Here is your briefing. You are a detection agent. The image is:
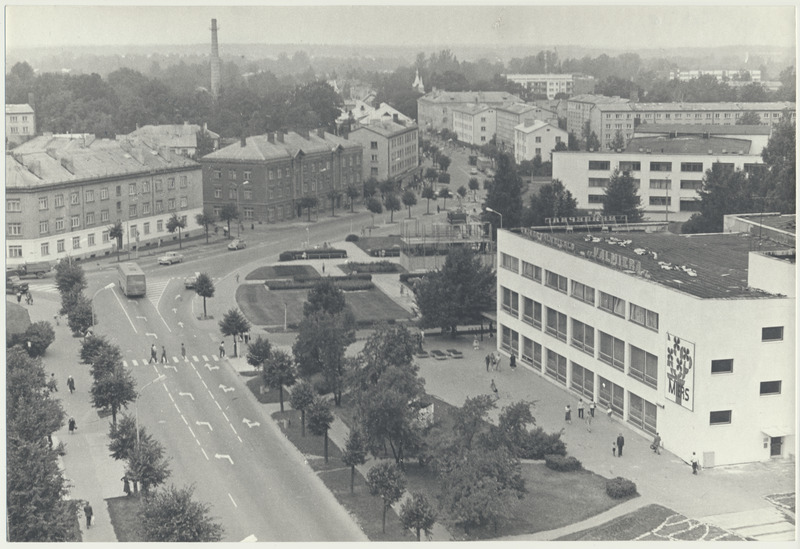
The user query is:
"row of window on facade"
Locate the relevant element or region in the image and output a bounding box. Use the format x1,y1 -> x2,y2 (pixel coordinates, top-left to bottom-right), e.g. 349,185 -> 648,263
602,111 -> 786,120
8,115 -> 30,122
8,126 -> 30,133
212,157 -> 361,182
587,160 -> 764,173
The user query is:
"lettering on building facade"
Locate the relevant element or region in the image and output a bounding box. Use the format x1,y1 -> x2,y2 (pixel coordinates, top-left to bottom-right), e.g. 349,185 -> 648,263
666,333 -> 694,411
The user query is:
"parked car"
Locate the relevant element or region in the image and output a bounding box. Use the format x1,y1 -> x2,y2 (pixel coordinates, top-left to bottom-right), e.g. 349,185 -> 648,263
184,272 -> 200,289
6,274 -> 29,295
227,239 -> 247,250
470,167 -> 478,175
158,251 -> 184,265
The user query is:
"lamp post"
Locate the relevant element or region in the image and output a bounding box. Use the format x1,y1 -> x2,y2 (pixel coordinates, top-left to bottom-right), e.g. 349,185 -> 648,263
91,283 -> 116,326
234,181 -> 250,238
485,207 -> 503,229
135,374 -> 166,451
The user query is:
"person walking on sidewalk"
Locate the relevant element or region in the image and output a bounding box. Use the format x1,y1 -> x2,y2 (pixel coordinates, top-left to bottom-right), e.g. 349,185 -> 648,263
589,400 -> 596,417
149,343 -> 158,364
565,404 -> 572,424
160,345 -> 167,364
651,433 -> 662,455
122,475 -> 131,496
490,378 -> 498,397
485,354 -> 491,372
83,502 -> 93,529
67,375 -> 75,394
509,353 -> 517,370
616,433 -> 625,457
48,373 -> 58,392
577,398 -> 585,419
218,341 -> 226,358
612,441 -> 617,457
585,412 -> 593,432
691,452 -> 700,475
68,417 -> 77,434
235,272 -> 240,284
181,342 -> 186,361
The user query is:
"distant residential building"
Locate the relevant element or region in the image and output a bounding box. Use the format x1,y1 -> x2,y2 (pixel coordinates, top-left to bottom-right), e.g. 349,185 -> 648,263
126,123 -> 219,159
417,90 -> 522,133
552,133 -> 765,222
452,104 -> 497,146
348,118 -> 419,184
6,103 -> 36,147
199,130 -> 362,224
6,133 -> 201,265
503,73 -> 596,100
566,94 -> 630,144
514,120 -> 568,164
669,69 -> 762,82
355,102 -> 414,127
495,103 -> 558,151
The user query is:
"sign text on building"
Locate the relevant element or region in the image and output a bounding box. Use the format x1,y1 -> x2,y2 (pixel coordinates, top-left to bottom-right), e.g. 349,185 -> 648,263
590,247 -> 643,273
666,333 -> 695,411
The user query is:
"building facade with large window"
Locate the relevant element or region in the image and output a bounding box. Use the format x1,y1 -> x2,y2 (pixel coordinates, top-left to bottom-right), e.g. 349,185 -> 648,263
348,119 -> 419,184
417,90 -> 522,133
199,130 -> 363,224
6,134 -> 202,265
496,219 -> 795,467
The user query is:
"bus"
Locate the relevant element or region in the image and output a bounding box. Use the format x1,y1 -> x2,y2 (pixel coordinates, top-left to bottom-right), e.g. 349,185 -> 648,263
117,262 -> 146,297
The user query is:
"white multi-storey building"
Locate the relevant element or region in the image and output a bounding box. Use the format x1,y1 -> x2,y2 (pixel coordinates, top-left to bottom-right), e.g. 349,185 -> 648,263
451,104 -> 497,146
513,120 -> 568,163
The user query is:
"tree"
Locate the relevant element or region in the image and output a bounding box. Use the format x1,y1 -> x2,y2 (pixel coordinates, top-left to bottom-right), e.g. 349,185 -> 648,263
737,111 -> 761,125
421,186 -> 436,215
567,131 -> 580,151
452,395 -> 496,450
126,436 -> 171,495
327,189 -> 341,216
289,380 -> 316,437
367,462 -> 406,534
495,400 -> 538,457
303,278 -> 347,317
90,363 -> 137,426
683,164 -> 761,234
246,335 -> 272,370
586,130 -> 601,152
413,247 -> 495,336
54,257 -> 87,295
66,293 -> 93,336
307,398 -> 334,463
367,196 -> 383,227
80,334 -> 114,365
342,429 -> 368,494
166,213 -> 187,249
400,492 -> 437,541
19,321 -> 56,357
379,179 -> 398,198
424,167 -> 438,184
109,414 -> 151,462
482,152 -> 523,230
761,119 -> 795,214
194,273 -> 215,319
438,188 -> 451,210
363,177 -> 379,199
384,193 -> 401,223
297,196 -> 318,222
346,184 -> 360,212
468,177 -> 480,201
610,130 -> 626,151
437,154 -> 451,173
525,179 -> 578,226
456,185 -> 467,206
195,209 -> 216,244
402,190 -> 417,218
604,169 -> 644,222
108,220 -> 124,259
356,323 -> 420,387
263,350 -> 296,412
218,202 -> 238,239
139,484 -> 224,542
218,309 -> 251,358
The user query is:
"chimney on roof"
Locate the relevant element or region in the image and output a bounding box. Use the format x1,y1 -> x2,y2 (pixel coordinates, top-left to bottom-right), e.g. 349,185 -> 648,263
60,156 -> 75,174
277,131 -> 284,143
317,128 -> 326,139
392,113 -> 399,123
267,132 -> 275,144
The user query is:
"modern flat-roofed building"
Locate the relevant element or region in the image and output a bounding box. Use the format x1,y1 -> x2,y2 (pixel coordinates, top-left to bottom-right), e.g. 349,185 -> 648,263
495,103 -> 558,152
6,133 -> 202,265
513,120 -> 568,163
669,69 -> 762,82
451,104 -> 496,146
417,90 -> 521,133
6,103 -> 36,147
126,123 -> 219,159
551,133 -> 765,222
632,124 -> 773,155
348,118 -> 419,184
199,129 -> 363,224
503,73 -> 596,100
496,216 -> 795,467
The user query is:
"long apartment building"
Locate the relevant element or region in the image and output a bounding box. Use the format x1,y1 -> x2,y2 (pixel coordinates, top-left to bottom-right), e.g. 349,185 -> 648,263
6,133 -> 202,265
199,130 -> 363,224
669,69 -> 762,82
417,90 -> 522,133
348,117 -> 420,184
496,217 -> 795,467
503,73 -> 596,100
451,104 -> 497,146
552,131 -> 765,222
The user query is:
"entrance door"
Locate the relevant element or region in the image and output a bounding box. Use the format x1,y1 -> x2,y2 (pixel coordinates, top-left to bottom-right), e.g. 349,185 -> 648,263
770,437 -> 783,457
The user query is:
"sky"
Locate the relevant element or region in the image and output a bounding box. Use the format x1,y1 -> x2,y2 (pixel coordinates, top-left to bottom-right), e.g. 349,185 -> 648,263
4,2 -> 797,51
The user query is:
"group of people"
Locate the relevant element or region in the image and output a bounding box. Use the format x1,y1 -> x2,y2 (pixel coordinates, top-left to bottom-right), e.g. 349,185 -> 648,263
15,289 -> 33,305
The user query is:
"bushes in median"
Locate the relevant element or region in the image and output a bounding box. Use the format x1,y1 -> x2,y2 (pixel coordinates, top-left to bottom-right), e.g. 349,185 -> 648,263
605,477 -> 638,499
341,261 -> 401,274
279,249 -> 348,261
345,234 -> 359,242
266,279 -> 374,291
544,454 -> 583,472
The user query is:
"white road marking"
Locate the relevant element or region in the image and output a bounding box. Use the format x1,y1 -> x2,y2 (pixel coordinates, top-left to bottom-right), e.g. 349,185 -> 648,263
181,414 -> 188,425
173,403 -> 181,414
136,316 -> 147,321
179,392 -> 194,401
219,384 -> 234,393
201,448 -> 209,460
228,493 -> 238,508
196,421 -> 213,431
242,418 -> 261,428
205,363 -> 219,371
237,435 -> 243,443
202,380 -> 209,389
192,355 -> 199,362
202,355 -> 208,361
123,361 -> 129,368
177,321 -> 184,328
188,426 -> 196,438
173,357 -> 179,363
164,364 -> 177,371
215,401 -> 222,410
131,360 -> 139,367
215,454 -> 234,465
222,411 -> 229,422
112,290 -> 139,334
212,355 -> 219,361
230,424 -> 238,436
145,332 -> 158,339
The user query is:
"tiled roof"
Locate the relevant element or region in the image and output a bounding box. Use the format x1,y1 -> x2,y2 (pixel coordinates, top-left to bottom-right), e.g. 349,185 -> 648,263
127,124 -> 220,149
201,131 -> 360,163
514,120 -> 557,134
451,103 -> 494,115
633,124 -> 773,136
496,103 -> 538,115
351,119 -> 416,138
6,104 -> 34,114
420,90 -> 522,104
624,135 -> 755,155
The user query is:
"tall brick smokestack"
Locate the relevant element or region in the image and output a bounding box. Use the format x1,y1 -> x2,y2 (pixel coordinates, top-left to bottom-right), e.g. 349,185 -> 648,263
210,19 -> 221,99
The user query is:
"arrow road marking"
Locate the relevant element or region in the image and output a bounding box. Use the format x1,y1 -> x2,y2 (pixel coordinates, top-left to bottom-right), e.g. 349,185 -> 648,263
172,308 -> 178,314
219,384 -> 235,393
164,364 -> 177,372
242,418 -> 260,428
179,392 -> 194,401
196,421 -> 213,431
146,332 -> 158,339
215,454 -> 234,465
177,321 -> 184,328
136,315 -> 148,321
205,363 -> 218,371
175,294 -> 182,300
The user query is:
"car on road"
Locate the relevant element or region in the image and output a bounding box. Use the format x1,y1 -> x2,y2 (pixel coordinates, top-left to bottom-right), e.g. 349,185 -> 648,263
470,167 -> 478,175
6,274 -> 29,295
158,251 -> 184,265
184,272 -> 200,289
227,239 -> 247,250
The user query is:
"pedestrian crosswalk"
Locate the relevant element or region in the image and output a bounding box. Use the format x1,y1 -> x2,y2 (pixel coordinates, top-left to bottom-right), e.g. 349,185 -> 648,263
27,282 -> 59,293
124,353 -> 223,369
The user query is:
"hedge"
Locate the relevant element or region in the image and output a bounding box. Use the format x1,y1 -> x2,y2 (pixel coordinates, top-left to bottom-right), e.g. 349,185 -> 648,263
345,234 -> 359,242
366,248 -> 401,258
279,249 -> 348,261
294,274 -> 372,282
606,477 -> 638,499
399,273 -> 429,284
544,454 -> 583,472
519,427 -> 567,460
341,261 -> 400,274
265,279 -> 375,291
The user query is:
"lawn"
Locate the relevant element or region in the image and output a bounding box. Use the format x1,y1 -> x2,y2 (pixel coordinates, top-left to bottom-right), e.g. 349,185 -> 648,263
353,236 -> 404,255
244,374 -> 287,405
245,265 -> 319,281
106,495 -> 143,541
236,285 -> 412,328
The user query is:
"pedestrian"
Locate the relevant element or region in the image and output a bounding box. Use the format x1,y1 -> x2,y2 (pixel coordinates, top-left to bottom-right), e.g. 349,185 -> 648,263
490,353 -> 497,371
490,378 -> 498,396
488,320 -> 494,337
244,332 -> 250,345
83,502 -> 93,529
160,345 -> 167,364
68,417 -> 77,434
509,353 -> 517,370
494,353 -> 502,371
48,373 -> 58,392
473,336 -> 480,350
322,262 -> 325,274
651,433 -> 662,455
589,400 -> 596,417
578,398 -> 585,419
26,291 -> 33,305
585,413 -> 593,432
235,272 -> 240,284
565,404 -> 572,424
218,341 -> 225,358
67,375 -> 75,394
181,342 -> 186,361
612,441 -> 617,457
419,331 -> 425,349
149,343 -> 158,364
16,291 -> 22,303
54,314 -> 60,325
485,354 -> 491,372
606,405 -> 613,419
437,205 -> 440,214
122,475 -> 131,496
691,452 -> 699,475
616,433 -> 625,457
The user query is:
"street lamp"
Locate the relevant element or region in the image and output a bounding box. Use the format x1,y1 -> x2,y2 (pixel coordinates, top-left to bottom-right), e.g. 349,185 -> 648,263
234,180 -> 250,238
135,374 -> 166,451
485,207 -> 503,229
91,283 -> 116,326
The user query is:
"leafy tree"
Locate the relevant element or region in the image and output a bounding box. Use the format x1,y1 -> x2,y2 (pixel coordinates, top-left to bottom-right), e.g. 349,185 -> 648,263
452,395 -> 496,450
736,111 -> 761,125
19,321 -> 56,357
87,342 -> 124,381
494,401 -> 537,458
108,220 -> 124,259
194,273 -> 215,319
379,179 -> 398,198
109,414 -> 151,462
413,247 -> 495,336
761,119 -> 796,214
218,309 -> 251,358
604,169 -> 644,222
126,436 -> 171,495
246,335 -> 272,370
424,167 -> 438,184
80,334 -> 113,365
610,130 -> 626,150
303,278 -> 347,317
342,429 -> 368,494
166,213 -> 187,249
139,484 -> 224,542
366,196 -> 383,227
356,323 -> 419,388
367,462 -> 407,533
67,293 -> 93,336
400,492 -> 437,541
307,398 -> 334,463
437,172 -> 451,185
346,184 -> 361,212
7,347 -> 65,447
402,190 -> 417,218
218,202 -> 238,239
297,196 -> 318,222
421,186 -> 436,214
263,350 -> 296,412
327,189 -> 341,216
363,177 -> 379,199
567,131 -> 580,151
468,177 -> 480,200
586,130 -> 601,151
438,188 -> 451,210
289,380 -> 316,437
90,362 -> 137,425
456,185 -> 467,206
195,209 -> 216,244
554,140 -> 568,152
683,164 -> 762,233
482,152 -> 523,229
525,179 -> 578,226
437,154 -> 451,172
54,257 -> 87,295
384,193 -> 401,223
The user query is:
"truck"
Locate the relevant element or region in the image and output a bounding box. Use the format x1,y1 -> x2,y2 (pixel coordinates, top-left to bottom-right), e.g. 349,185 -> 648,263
117,262 -> 146,297
8,261 -> 51,279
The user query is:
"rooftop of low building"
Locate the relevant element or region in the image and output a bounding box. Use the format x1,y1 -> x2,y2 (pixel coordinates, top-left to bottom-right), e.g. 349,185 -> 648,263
634,124 -> 773,136
514,119 -> 561,133
6,103 -> 34,114
419,90 -> 521,104
624,135 -> 756,155
200,130 -> 361,163
126,123 -> 220,148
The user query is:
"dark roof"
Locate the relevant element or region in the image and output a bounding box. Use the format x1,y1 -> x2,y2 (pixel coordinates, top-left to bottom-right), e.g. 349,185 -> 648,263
201,131 -> 359,163
634,124 -> 772,136
624,135 -> 754,155
518,229 -> 789,299
6,301 -> 32,335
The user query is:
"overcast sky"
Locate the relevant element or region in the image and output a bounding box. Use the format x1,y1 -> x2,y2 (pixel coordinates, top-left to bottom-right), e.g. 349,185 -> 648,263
5,2 -> 797,51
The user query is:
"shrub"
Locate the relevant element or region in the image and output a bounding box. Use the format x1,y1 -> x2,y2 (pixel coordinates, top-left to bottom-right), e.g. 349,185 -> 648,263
606,477 -> 638,499
278,249 -> 348,262
265,279 -> 374,291
294,274 -> 372,282
519,427 -> 567,460
312,377 -> 332,396
437,173 -> 451,184
345,234 -> 360,242
341,261 -> 400,274
399,272 -> 428,284
544,454 -> 583,472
